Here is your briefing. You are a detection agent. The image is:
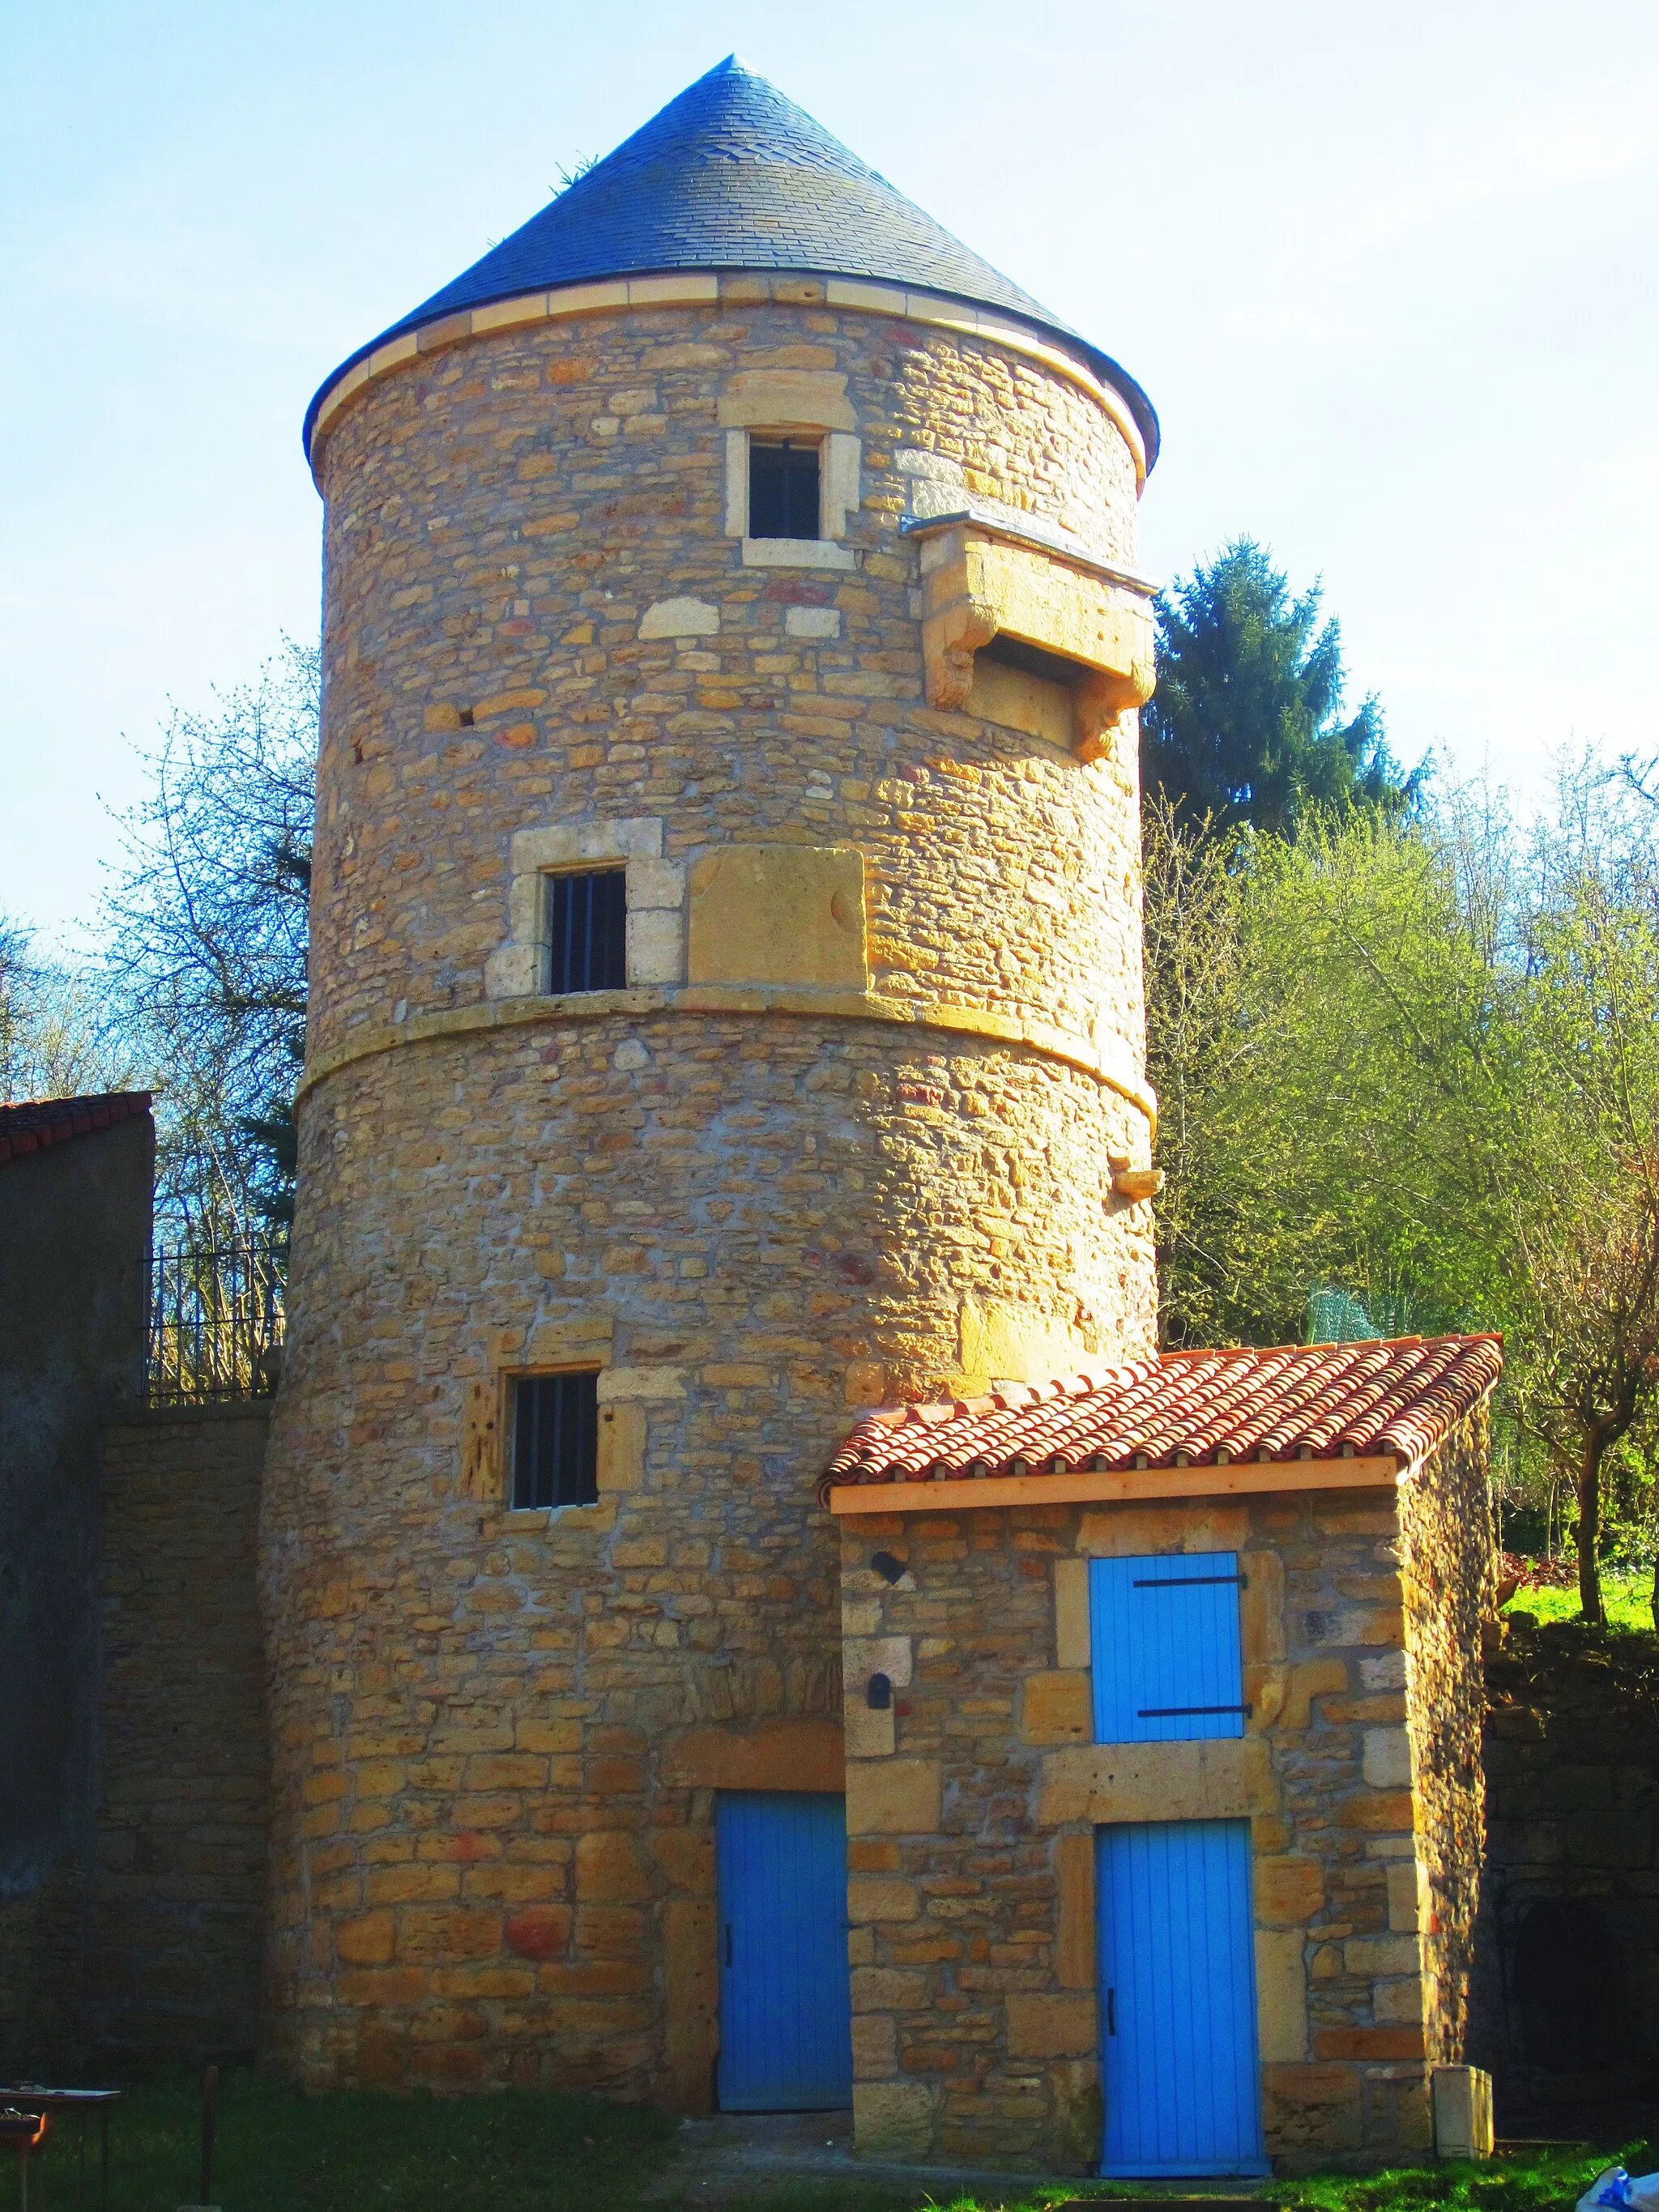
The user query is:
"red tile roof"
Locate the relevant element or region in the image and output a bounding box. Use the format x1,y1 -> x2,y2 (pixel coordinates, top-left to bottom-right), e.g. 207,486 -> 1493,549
824,1335 -> 1503,1494
0,1090 -> 152,1166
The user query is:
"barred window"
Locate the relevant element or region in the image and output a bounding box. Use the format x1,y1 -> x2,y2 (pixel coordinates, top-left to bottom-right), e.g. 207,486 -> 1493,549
510,1372 -> 599,1510
748,437 -> 821,539
545,868 -> 626,994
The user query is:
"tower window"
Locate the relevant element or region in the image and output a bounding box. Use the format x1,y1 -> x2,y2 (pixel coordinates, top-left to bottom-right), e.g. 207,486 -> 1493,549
511,1371 -> 599,1510
748,438 -> 821,540
545,868 -> 626,993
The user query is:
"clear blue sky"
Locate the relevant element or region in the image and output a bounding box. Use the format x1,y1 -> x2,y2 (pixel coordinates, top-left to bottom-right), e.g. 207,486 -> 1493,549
4,0 -> 1656,950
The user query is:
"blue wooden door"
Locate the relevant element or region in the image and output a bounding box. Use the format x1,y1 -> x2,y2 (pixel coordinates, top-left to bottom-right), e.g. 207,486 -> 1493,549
1097,1820 -> 1266,2176
716,1792 -> 853,2112
1090,1553 -> 1247,1742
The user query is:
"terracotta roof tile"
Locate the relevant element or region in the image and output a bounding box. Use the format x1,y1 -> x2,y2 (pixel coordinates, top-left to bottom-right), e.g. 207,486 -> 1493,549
824,1335 -> 1503,1493
0,1090 -> 152,1167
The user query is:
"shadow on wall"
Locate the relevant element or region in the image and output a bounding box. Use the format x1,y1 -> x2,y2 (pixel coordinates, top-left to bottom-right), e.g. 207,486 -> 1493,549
1473,1621 -> 1659,2133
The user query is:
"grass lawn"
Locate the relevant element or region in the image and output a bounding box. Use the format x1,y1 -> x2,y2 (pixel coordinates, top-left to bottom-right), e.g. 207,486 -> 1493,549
1503,1565 -> 1654,1633
22,2073 -> 1649,2212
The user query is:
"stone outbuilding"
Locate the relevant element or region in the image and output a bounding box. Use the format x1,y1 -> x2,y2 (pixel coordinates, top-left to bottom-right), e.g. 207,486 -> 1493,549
246,50 -> 1508,2178
825,1336 -> 1503,2172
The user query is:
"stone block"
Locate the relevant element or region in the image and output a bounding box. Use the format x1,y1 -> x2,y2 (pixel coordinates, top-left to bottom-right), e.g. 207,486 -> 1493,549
853,2080 -> 933,2156
625,907 -> 684,987
847,1758 -> 941,1835
1363,1726 -> 1414,1788
335,1912 -> 395,1967
958,1295 -> 1086,1388
627,858 -> 685,911
1255,1856 -> 1324,1927
1313,2024 -> 1426,2059
1054,1557 -> 1090,1669
595,1365 -> 684,1403
1344,1933 -> 1422,1977
1432,2065 -> 1494,2159
851,2012 -> 898,2078
1005,1992 -> 1097,2058
638,597 -> 719,639
844,1634 -> 913,1690
1056,1830 -> 1095,1990
1038,1737 -> 1271,1826
1077,1502 -> 1250,1557
1387,1859 -> 1427,1932
595,1400 -> 646,1494
1254,1929 -> 1307,2061
843,1699 -> 895,1758
847,1876 -> 919,1923
661,1720 -> 845,1793
1019,1671 -> 1091,1745
786,606 -> 842,638
717,369 -> 855,430
1277,1658 -> 1350,1730
850,1966 -> 929,2010
1262,2062 -> 1363,2155
574,1831 -> 649,1902
687,844 -> 866,991
1374,1975 -> 1426,2024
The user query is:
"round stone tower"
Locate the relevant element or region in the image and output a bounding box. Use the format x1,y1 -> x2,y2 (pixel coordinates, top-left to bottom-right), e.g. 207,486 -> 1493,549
262,56 -> 1162,2097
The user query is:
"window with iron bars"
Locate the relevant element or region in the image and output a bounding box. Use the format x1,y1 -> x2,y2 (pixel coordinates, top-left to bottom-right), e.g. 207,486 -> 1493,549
511,1371 -> 600,1510
748,437 -> 821,539
544,868 -> 626,994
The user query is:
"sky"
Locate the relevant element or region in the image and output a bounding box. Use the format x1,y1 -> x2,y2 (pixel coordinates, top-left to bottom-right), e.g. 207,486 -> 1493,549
3,0 -> 1657,953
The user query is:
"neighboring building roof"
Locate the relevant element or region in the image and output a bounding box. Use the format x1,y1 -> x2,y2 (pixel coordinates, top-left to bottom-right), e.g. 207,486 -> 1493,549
303,55 -> 1158,467
824,1335 -> 1504,1492
0,1091 -> 152,1167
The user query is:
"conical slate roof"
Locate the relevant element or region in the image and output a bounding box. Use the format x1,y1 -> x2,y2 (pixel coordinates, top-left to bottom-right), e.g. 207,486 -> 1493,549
305,58 -> 1157,463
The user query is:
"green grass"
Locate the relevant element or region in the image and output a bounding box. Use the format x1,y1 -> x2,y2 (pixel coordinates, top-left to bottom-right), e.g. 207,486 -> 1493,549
21,2075 -> 1648,2212
1503,1565 -> 1655,1631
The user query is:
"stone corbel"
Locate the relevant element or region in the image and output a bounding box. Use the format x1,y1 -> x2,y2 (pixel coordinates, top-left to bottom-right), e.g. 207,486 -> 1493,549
919,522 -> 1156,762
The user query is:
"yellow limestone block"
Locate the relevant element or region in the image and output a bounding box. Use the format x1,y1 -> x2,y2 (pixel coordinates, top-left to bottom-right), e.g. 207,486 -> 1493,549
921,525 -> 1154,760
687,845 -> 867,991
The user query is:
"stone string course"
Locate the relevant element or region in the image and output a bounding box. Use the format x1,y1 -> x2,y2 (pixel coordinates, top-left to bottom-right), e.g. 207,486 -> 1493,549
263,278 -> 1158,2095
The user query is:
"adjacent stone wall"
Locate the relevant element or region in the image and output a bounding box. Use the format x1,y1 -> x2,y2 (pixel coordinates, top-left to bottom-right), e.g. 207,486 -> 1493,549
265,279 -> 1159,2093
1473,1617 -> 1659,2130
86,1408 -> 270,2062
837,1468 -> 1485,2174
0,1111 -> 152,2074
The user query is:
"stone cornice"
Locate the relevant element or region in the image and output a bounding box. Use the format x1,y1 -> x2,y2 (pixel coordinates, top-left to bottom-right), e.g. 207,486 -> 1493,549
899,507 -> 1160,599
295,984 -> 1158,1135
305,272 -> 1149,488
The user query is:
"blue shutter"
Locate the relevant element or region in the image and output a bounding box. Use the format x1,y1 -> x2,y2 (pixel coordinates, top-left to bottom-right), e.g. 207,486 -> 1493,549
1098,1818 -> 1267,2175
715,1792 -> 853,2112
1090,1553 -> 1247,1742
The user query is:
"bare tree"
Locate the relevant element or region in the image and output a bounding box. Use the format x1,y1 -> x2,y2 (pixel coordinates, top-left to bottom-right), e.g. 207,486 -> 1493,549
100,638 -> 317,1234
1511,1178 -> 1659,1625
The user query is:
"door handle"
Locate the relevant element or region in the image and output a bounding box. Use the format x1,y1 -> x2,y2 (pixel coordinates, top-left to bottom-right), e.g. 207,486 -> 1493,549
724,1924 -> 733,1968
1107,1988 -> 1116,2036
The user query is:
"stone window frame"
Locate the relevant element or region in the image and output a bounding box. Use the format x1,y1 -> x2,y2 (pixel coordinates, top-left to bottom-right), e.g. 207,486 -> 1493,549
484,816 -> 686,1000
718,368 -> 860,573
465,1320 -> 658,1525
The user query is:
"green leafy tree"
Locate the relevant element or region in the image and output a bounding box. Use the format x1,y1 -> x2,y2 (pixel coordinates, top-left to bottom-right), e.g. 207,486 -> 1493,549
1142,539 -> 1422,837
1144,768 -> 1659,1621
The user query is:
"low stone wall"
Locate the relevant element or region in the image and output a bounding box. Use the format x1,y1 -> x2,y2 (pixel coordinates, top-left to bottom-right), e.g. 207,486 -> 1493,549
85,1408 -> 271,2062
838,1446 -> 1489,2174
1473,1616 -> 1659,2129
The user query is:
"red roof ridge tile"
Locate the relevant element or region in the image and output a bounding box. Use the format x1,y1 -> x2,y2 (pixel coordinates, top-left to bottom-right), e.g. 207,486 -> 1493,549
0,1089 -> 153,1167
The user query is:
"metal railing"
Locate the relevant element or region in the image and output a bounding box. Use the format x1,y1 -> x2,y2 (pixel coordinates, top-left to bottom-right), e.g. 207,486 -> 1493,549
147,1236 -> 287,1405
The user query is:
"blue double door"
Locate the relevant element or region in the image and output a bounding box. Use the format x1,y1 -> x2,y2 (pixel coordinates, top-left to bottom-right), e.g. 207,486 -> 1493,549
715,1791 -> 853,2112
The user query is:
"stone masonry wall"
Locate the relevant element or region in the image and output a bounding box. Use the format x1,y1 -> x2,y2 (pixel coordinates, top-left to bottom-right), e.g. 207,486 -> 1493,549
87,1409 -> 270,2062
838,1473 -> 1477,2174
263,283 -> 1159,2094
1398,1408 -> 1495,2067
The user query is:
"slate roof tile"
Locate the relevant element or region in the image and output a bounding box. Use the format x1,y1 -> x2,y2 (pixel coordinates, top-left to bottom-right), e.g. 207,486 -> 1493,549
305,56 -> 1157,466
0,1090 -> 153,1166
823,1335 -> 1503,1492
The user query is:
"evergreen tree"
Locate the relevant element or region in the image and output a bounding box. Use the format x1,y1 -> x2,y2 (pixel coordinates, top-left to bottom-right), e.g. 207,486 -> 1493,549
1142,539 -> 1421,837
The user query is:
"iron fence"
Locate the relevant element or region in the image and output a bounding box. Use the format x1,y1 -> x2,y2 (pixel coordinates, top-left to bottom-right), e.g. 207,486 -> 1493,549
147,1235 -> 287,1405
